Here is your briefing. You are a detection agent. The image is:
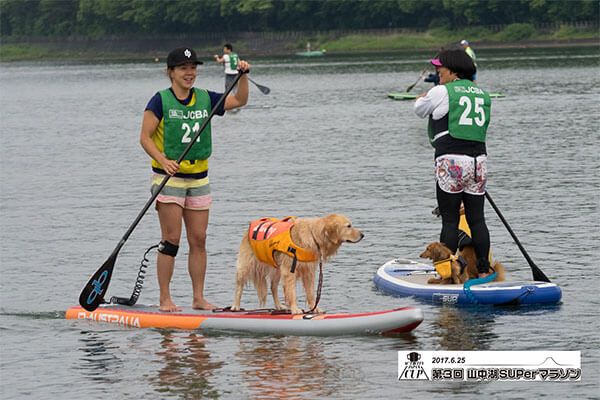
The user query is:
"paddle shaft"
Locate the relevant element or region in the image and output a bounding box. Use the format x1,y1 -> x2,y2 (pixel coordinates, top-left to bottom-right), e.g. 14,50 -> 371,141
79,71 -> 247,310
406,69 -> 427,92
485,192 -> 550,282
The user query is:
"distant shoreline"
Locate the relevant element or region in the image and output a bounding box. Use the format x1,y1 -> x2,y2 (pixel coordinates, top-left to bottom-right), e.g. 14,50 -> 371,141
1,34 -> 597,62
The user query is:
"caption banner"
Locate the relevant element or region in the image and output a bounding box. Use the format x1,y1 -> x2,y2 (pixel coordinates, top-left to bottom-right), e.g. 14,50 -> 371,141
398,351 -> 581,382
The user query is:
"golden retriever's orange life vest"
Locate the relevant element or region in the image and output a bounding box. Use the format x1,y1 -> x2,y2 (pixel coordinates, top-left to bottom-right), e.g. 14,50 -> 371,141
248,217 -> 318,270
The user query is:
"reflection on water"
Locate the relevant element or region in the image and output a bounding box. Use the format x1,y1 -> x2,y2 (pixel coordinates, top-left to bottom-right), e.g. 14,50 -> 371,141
236,336 -> 343,400
431,307 -> 498,350
77,330 -> 124,384
150,331 -> 223,399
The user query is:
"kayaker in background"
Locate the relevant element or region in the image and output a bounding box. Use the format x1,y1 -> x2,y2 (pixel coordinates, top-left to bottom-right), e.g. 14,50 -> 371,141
461,39 -> 478,82
140,47 -> 250,311
413,49 -> 494,279
214,43 -> 240,91
424,70 -> 440,86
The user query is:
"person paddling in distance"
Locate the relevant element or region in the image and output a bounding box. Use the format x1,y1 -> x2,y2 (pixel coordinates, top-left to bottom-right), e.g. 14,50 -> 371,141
460,40 -> 478,82
414,49 -> 494,280
140,47 -> 250,312
213,43 -> 239,92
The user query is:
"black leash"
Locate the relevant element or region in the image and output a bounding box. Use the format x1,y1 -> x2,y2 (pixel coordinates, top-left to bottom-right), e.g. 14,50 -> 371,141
305,261 -> 324,314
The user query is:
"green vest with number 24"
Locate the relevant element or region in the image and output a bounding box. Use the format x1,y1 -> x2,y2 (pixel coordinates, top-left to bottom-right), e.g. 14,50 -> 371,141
159,88 -> 212,161
446,79 -> 491,143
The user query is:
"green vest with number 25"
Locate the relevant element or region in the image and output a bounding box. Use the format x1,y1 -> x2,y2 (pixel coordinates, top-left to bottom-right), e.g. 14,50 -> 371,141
446,79 -> 491,143
159,88 -> 212,161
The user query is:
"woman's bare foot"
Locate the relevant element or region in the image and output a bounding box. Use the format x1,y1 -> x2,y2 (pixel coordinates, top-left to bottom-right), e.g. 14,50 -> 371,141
159,299 -> 182,312
192,298 -> 216,310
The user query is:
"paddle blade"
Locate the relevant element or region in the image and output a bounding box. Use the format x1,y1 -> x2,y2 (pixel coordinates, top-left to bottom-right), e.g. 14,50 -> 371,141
532,266 -> 551,283
258,85 -> 271,95
249,78 -> 270,95
405,83 -> 418,93
78,254 -> 116,311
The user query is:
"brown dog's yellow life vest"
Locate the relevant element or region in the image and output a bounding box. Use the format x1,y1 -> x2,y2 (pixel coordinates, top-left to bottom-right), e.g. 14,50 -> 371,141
434,256 -> 456,279
248,217 -> 318,270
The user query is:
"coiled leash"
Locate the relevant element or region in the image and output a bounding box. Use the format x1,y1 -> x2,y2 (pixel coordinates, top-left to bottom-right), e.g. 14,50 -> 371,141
109,244 -> 158,306
463,271 -> 497,304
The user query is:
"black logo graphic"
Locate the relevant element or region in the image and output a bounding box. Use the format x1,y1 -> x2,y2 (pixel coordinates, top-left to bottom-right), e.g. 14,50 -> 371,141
399,352 -> 429,380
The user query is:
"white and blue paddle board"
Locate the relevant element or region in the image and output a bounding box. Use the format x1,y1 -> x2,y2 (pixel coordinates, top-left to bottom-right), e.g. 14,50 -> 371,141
374,259 -> 561,306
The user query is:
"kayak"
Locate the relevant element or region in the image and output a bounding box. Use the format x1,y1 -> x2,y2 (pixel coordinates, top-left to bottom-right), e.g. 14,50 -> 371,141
66,304 -> 423,336
387,92 -> 506,100
373,259 -> 562,306
295,50 -> 325,57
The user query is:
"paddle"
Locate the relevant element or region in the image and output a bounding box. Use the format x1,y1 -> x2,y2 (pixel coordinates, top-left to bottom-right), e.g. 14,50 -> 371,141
405,69 -> 428,93
248,77 -> 270,94
485,191 -> 551,282
79,70 -> 248,312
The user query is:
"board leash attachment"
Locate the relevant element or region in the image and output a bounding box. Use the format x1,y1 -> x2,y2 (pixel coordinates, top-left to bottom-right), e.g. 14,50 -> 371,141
463,272 -> 497,304
109,244 -> 158,306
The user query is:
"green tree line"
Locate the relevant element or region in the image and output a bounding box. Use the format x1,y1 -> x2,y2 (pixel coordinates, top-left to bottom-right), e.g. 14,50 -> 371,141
1,0 -> 598,37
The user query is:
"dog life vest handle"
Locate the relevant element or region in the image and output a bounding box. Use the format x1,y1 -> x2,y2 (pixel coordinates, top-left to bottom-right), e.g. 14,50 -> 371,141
288,247 -> 298,273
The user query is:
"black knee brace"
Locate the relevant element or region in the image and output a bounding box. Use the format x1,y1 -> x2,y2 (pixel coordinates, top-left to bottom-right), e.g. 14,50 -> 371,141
158,240 -> 179,257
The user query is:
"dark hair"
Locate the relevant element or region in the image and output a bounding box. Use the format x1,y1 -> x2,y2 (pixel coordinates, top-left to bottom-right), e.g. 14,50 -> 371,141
437,49 -> 476,81
224,43 -> 233,51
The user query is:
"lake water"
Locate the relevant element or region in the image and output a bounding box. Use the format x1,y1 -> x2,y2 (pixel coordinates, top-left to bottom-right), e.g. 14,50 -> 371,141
1,47 -> 599,399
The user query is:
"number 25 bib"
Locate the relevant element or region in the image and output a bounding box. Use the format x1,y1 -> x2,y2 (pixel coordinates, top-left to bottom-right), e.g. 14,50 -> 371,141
446,79 -> 491,143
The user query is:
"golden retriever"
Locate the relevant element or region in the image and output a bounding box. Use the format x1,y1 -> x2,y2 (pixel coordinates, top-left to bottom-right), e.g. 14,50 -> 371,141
420,241 -> 505,284
231,214 -> 364,314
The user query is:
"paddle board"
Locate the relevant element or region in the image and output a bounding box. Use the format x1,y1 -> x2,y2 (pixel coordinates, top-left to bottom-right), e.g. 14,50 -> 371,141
295,50 -> 325,57
374,259 -> 561,306
387,92 -> 506,100
66,304 -> 423,336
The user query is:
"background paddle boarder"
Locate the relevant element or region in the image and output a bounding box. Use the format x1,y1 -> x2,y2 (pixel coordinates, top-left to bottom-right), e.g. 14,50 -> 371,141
214,43 -> 240,92
461,39 -> 478,81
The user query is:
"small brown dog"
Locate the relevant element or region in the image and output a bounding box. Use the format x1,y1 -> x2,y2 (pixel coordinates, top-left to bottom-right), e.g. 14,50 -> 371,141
232,214 -> 364,314
420,242 -> 505,284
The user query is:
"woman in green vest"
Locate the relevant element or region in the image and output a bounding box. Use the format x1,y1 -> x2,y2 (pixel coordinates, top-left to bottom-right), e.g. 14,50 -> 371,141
414,49 -> 493,279
139,47 -> 250,312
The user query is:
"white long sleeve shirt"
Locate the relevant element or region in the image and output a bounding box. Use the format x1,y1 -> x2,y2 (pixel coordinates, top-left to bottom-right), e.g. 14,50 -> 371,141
414,85 -> 449,121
